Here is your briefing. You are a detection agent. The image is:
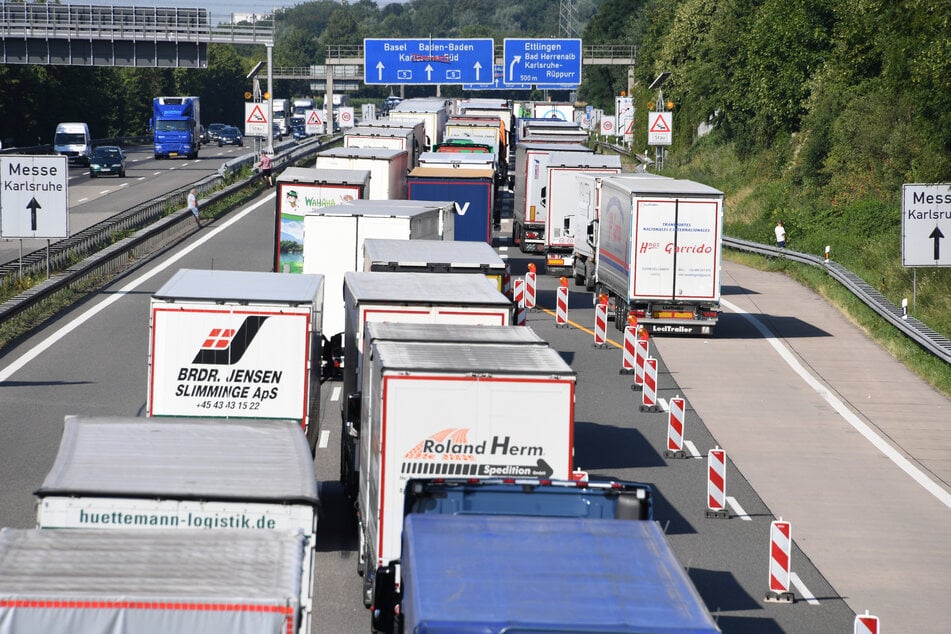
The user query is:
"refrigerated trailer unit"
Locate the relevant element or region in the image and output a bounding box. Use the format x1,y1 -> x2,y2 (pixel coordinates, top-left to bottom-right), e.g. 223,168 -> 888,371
147,269 -> 324,449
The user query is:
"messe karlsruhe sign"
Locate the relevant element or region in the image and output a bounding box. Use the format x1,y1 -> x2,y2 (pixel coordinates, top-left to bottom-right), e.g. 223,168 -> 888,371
364,38 -> 494,85
503,38 -> 582,86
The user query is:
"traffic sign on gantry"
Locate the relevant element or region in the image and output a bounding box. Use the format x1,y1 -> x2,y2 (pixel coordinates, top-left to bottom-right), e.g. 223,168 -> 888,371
504,38 -> 582,86
364,38 -> 494,85
902,183 -> 951,267
0,155 -> 69,239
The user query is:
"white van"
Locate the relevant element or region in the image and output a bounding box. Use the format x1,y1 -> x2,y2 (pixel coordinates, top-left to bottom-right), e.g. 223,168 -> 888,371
53,122 -> 92,166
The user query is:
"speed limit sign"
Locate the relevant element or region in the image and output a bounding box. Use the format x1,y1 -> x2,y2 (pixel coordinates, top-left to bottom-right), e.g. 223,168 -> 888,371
600,116 -> 616,136
338,107 -> 355,129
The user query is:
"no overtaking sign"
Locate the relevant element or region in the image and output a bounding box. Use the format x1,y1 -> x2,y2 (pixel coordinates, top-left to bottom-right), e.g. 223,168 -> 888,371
0,155 -> 69,239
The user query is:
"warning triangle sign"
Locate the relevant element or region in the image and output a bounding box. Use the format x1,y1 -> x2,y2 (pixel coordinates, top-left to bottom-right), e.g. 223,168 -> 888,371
649,114 -> 670,133
247,104 -> 267,124
307,111 -> 323,124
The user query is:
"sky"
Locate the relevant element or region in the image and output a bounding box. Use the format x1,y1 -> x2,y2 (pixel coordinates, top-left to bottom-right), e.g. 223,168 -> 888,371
75,0 -> 407,26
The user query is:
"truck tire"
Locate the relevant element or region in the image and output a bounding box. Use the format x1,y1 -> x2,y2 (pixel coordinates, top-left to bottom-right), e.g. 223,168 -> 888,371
512,221 -> 521,247
573,268 -> 584,286
585,262 -> 596,292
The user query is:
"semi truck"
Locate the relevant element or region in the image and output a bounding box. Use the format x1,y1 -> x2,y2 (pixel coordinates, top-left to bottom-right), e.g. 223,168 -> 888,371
361,238 -> 508,292
356,341 -> 576,612
0,528 -> 312,634
594,176 -> 725,335
152,96 -> 201,159
314,147 -> 409,200
339,274 -> 517,500
540,152 -> 623,271
147,269 -> 325,449
392,514 -> 720,634
272,98 -> 292,135
512,142 -> 591,253
388,98 -> 449,149
358,118 -> 425,168
407,166 -> 496,243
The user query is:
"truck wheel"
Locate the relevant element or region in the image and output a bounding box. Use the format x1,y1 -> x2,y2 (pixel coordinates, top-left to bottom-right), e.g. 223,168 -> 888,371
512,222 -> 521,247
584,262 -> 596,292
573,268 -> 584,287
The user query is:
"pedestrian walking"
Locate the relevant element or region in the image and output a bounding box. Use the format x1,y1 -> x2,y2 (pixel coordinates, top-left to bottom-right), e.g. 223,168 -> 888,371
187,188 -> 201,228
257,151 -> 273,187
774,221 -> 786,249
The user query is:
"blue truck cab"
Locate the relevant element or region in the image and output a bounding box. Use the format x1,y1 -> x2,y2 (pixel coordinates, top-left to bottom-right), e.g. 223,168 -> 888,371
152,96 -> 201,160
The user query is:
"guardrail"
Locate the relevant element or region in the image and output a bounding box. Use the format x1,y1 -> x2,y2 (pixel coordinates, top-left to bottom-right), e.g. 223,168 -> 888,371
722,236 -> 951,364
0,135 -> 336,329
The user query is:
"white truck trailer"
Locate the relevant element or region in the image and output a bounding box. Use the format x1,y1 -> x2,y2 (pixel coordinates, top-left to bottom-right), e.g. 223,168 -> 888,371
147,269 -> 324,448
540,152 -> 622,271
339,272 -> 516,499
0,528 -> 311,634
314,147 -> 409,200
358,117 -> 425,167
388,97 -> 450,148
595,176 -> 725,335
357,340 -> 576,607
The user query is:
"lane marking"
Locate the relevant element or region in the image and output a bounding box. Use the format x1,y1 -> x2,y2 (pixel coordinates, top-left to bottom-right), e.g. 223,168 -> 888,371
0,193 -> 276,383
789,572 -> 820,605
319,429 -> 330,449
684,439 -> 701,459
721,298 -> 951,510
331,386 -> 341,402
726,496 -> 752,521
78,197 -> 89,203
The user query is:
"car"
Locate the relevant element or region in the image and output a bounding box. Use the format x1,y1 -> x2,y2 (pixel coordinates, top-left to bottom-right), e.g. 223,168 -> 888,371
88,146 -> 126,178
206,123 -> 227,143
272,124 -> 284,142
199,125 -> 210,144
217,126 -> 243,147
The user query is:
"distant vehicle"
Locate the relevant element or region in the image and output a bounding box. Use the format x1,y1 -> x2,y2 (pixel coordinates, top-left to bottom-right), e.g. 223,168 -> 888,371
198,125 -> 210,144
292,97 -> 315,117
273,123 -> 284,142
206,123 -> 227,143
383,96 -> 402,114
53,122 -> 92,166
88,146 -> 126,178
151,96 -> 200,160
290,116 -> 307,140
217,126 -> 243,146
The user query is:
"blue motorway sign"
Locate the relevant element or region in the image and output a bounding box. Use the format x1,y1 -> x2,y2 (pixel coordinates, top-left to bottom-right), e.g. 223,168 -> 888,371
503,38 -> 582,86
364,38 -> 494,85
463,65 -> 532,91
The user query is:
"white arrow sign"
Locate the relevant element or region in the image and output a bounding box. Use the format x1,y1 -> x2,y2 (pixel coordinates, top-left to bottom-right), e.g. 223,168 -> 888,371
508,55 -> 521,82
376,61 -> 384,81
473,61 -> 482,81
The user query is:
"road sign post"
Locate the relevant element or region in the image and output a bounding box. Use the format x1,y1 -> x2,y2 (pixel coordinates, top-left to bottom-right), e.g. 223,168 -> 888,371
503,38 -> 582,86
364,38 -> 494,85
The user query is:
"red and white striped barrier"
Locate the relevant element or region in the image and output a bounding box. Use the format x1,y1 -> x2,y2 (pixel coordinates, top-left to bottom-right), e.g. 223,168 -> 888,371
663,396 -> 686,458
854,612 -> 879,634
525,265 -> 536,310
555,278 -> 569,327
765,519 -> 795,603
633,334 -> 649,388
640,357 -> 659,412
593,301 -> 608,347
705,447 -> 729,518
621,320 -> 637,374
513,279 -> 526,326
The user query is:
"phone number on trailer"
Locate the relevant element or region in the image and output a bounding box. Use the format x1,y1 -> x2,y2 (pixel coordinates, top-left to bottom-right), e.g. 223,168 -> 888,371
195,400 -> 262,411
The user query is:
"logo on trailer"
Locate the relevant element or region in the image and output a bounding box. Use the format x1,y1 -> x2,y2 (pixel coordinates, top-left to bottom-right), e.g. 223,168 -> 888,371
400,428 -> 551,477
192,316 -> 269,364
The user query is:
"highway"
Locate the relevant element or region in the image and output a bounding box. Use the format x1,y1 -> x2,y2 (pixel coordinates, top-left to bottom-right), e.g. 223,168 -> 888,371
0,186 -> 949,633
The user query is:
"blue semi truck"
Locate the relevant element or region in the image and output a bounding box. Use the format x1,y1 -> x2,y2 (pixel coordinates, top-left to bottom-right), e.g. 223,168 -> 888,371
152,96 -> 201,159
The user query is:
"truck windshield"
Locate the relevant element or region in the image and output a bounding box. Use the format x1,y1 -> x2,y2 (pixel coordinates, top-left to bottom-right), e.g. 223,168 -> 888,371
55,133 -> 86,144
157,120 -> 189,132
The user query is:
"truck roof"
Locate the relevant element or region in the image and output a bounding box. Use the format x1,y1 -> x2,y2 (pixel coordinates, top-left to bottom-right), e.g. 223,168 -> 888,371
345,126 -> 415,137
516,141 -> 590,152
316,147 -> 407,160
400,515 -> 719,634
545,152 -> 622,168
363,238 -> 504,269
152,268 -> 323,305
364,322 -> 546,346
604,175 -> 725,197
0,528 -> 304,616
36,416 -> 319,505
307,201 -> 450,219
373,341 -> 574,376
408,167 -> 495,180
344,271 -> 510,306
279,166 -> 371,185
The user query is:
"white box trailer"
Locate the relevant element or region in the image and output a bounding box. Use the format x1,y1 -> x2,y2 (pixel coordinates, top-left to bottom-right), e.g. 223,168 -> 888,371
595,176 -> 725,335
148,269 -> 324,449
513,142 -> 591,253
0,528 -> 310,634
314,147 -> 409,200
345,126 -> 417,159
357,341 -> 576,605
541,152 -> 623,270
303,201 -> 454,342
362,238 -> 508,292
572,173 -> 671,291
389,98 -> 450,148
358,117 -> 426,167
274,166 -> 371,274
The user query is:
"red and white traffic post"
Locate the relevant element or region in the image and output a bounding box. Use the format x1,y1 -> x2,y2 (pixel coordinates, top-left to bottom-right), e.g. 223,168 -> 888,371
555,277 -> 569,328
620,315 -> 638,374
663,396 -> 686,458
765,518 -> 795,603
593,293 -> 608,348
513,278 -> 526,326
524,263 -> 536,310
640,357 -> 659,412
705,447 -> 730,518
633,327 -> 649,390
854,611 -> 879,634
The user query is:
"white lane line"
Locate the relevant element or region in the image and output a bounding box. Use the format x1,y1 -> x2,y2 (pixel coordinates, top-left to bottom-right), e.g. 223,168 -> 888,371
319,429 -> 330,449
0,193 -> 276,383
789,572 -> 820,605
119,183 -> 129,188
78,197 -> 89,203
99,190 -> 110,195
726,496 -> 752,521
152,171 -> 161,176
658,397 -> 669,411
684,440 -> 701,459
331,386 -> 341,402
137,177 -> 146,181
721,298 -> 951,510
